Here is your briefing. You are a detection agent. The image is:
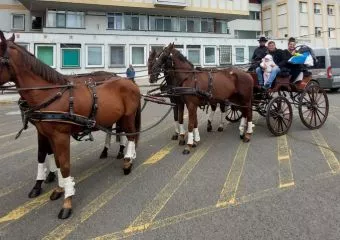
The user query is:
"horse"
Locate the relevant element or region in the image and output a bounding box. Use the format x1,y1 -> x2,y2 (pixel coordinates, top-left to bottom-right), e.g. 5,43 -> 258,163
0,32 -> 141,219
25,71 -> 129,199
149,43 -> 254,154
148,49 -> 186,145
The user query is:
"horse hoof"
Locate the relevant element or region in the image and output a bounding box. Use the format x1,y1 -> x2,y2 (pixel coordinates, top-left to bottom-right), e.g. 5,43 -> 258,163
58,208 -> 72,219
50,190 -> 63,201
183,149 -> 190,155
28,187 -> 42,198
179,140 -> 186,146
192,142 -> 199,148
217,127 -> 223,132
44,172 -> 56,184
99,147 -> 108,159
243,134 -> 251,143
116,151 -> 124,160
240,134 -> 244,140
123,164 -> 133,175
171,134 -> 179,140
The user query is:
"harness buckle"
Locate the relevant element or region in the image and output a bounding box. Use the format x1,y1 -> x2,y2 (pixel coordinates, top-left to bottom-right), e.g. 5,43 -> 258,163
87,119 -> 96,128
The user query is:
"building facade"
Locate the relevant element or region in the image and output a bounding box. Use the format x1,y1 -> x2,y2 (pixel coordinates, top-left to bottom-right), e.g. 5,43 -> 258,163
262,0 -> 340,48
0,0 -> 270,75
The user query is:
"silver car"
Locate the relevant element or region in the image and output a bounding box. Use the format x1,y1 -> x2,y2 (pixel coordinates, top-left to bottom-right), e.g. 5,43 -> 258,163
310,48 -> 340,92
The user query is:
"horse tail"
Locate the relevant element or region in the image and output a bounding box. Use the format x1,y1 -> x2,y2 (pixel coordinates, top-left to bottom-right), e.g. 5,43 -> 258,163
134,100 -> 142,146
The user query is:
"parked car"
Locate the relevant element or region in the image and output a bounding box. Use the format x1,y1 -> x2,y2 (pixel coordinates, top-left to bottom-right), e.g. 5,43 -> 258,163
309,48 -> 340,92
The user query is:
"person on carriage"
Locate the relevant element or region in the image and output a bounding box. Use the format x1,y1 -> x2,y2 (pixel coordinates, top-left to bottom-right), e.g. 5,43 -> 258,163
256,40 -> 285,89
248,36 -> 268,71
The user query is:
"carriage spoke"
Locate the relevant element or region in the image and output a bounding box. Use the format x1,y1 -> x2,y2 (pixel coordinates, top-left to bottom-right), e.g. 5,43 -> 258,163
315,110 -> 323,124
316,108 -> 326,118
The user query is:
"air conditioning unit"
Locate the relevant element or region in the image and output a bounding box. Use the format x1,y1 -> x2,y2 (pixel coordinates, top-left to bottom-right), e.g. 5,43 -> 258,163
153,0 -> 187,7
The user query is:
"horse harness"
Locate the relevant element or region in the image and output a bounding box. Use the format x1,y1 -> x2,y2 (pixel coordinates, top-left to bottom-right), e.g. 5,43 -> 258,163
16,79 -> 100,141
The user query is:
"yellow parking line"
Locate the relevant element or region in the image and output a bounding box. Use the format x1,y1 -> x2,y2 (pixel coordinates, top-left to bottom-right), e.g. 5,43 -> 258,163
312,130 -> 340,173
143,143 -> 176,165
216,141 -> 250,207
124,142 -> 212,234
277,135 -> 294,188
41,142 -> 176,240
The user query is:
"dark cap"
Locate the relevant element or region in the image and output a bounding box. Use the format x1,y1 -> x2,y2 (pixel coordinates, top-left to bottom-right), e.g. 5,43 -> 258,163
258,36 -> 268,42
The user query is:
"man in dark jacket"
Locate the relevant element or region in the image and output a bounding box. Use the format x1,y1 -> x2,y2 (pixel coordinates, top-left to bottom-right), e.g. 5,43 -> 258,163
256,40 -> 285,88
249,36 -> 268,71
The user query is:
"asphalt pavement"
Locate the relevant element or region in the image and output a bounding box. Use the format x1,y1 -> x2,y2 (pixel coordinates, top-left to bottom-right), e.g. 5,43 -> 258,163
0,90 -> 339,240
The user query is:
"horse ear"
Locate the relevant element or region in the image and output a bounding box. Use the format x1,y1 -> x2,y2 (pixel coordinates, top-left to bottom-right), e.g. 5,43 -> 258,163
0,31 -> 6,44
8,33 -> 15,42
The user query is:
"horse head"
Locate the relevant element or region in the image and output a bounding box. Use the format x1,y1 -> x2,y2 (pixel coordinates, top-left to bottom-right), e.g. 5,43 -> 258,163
0,32 -> 16,86
149,43 -> 175,83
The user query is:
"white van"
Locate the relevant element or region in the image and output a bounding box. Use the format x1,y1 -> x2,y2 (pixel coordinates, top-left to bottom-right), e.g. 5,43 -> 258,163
310,48 -> 340,92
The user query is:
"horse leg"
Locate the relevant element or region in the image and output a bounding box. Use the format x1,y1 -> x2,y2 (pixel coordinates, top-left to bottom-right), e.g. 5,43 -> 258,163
183,102 -> 197,155
243,104 -> 254,143
217,103 -> 226,132
50,133 -> 74,219
99,133 -> 111,159
207,104 -> 216,132
178,101 -> 186,146
45,154 -> 57,183
239,110 -> 247,140
171,103 -> 179,140
193,109 -> 200,148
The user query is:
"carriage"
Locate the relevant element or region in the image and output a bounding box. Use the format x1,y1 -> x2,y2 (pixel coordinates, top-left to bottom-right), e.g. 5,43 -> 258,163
224,69 -> 329,136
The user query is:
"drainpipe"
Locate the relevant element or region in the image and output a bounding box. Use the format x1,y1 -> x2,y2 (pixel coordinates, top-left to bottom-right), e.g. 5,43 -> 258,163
260,0 -> 263,35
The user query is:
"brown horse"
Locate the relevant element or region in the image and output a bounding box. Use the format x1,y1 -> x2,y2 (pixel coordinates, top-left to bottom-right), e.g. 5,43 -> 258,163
26,71 -> 128,199
0,32 -> 141,219
148,49 -> 186,145
150,43 -> 254,154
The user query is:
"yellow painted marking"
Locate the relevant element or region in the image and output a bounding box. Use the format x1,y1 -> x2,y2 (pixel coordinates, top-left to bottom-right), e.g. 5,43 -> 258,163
216,142 -> 250,207
0,160 -> 111,224
312,130 -> 340,173
0,182 -> 28,198
125,142 -> 212,234
143,143 -> 176,165
41,143 -> 175,240
277,135 -> 294,188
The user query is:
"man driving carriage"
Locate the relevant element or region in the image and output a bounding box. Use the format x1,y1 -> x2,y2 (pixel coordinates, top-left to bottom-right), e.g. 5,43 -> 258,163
248,36 -> 268,71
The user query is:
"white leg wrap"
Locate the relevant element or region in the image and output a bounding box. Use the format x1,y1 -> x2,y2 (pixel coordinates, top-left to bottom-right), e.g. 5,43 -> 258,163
120,135 -> 128,146
57,169 -> 64,188
239,117 -> 247,134
104,133 -> 111,149
179,124 -> 185,135
247,121 -> 254,134
174,121 -> 179,134
36,163 -> 47,181
219,112 -> 226,128
63,176 -> 75,199
124,141 -> 136,160
47,154 -> 57,173
193,128 -> 200,142
208,110 -> 216,122
187,132 -> 194,145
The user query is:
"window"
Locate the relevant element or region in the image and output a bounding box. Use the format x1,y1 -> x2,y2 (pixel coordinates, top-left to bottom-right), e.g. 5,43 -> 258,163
201,19 -> 214,33
235,47 -> 245,64
31,15 -> 42,30
204,47 -> 216,65
187,46 -> 200,65
124,14 -> 140,30
180,18 -> 186,32
314,3 -> 321,14
46,10 -> 84,28
330,56 -> 340,68
299,2 -> 307,13
139,15 -> 148,30
187,18 -> 200,32
108,13 -> 123,29
249,11 -> 260,20
150,45 -> 164,55
110,46 -> 125,66
12,14 -> 25,30
327,5 -> 334,15
264,30 -> 272,37
216,20 -> 229,34
86,45 -> 104,68
219,45 -> 232,65
35,44 -> 56,68
315,27 -> 322,38
310,56 -> 325,69
131,46 -> 146,66
329,28 -> 336,38
61,44 -> 81,68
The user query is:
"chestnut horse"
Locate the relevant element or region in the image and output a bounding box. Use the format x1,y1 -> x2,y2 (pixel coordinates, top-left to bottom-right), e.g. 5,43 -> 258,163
26,71 -> 129,199
150,43 -> 254,154
0,32 -> 141,219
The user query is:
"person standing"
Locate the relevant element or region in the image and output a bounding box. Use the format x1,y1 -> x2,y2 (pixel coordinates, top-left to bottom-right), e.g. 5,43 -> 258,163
249,36 -> 268,71
126,64 -> 135,82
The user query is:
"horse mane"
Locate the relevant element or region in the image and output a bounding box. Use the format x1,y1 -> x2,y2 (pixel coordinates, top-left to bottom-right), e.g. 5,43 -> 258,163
172,49 -> 194,68
9,42 -> 68,84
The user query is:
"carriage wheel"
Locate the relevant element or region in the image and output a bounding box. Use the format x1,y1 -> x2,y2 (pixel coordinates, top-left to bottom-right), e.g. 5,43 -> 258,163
298,84 -> 329,129
225,105 -> 242,122
266,96 -> 293,136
